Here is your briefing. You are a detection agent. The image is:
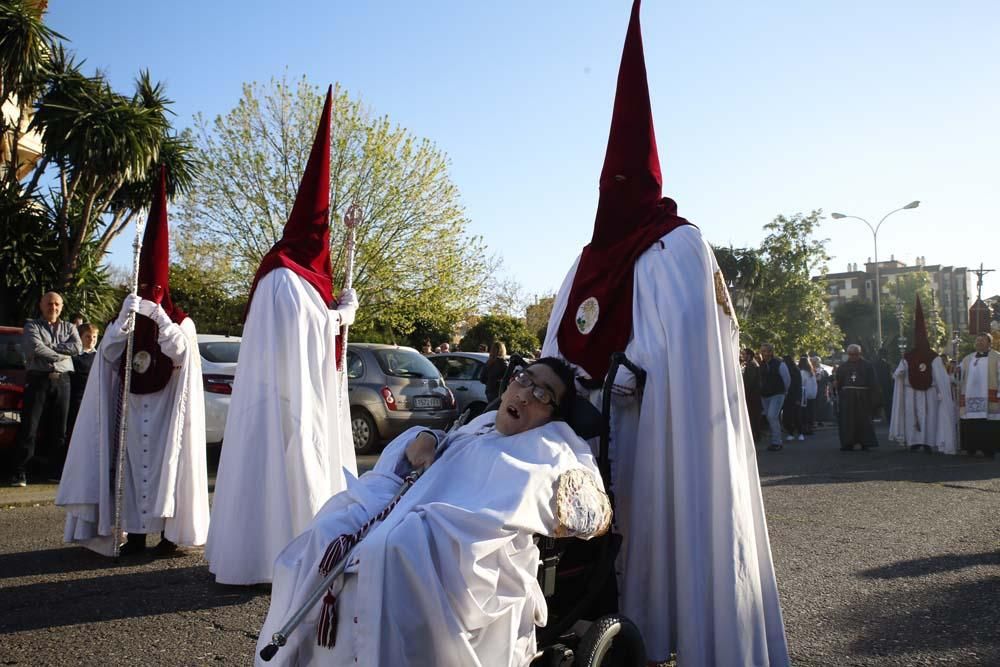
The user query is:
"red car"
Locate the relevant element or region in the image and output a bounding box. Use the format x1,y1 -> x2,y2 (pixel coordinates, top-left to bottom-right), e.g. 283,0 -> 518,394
0,325 -> 26,452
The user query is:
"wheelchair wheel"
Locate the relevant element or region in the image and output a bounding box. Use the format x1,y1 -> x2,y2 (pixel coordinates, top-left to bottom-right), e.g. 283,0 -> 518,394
574,614 -> 645,666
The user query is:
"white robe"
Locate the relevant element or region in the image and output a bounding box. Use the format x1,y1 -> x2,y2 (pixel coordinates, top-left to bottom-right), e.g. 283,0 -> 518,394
256,413 -> 606,667
207,268 -> 357,585
57,317 -> 209,554
542,225 -> 789,665
889,357 -> 957,453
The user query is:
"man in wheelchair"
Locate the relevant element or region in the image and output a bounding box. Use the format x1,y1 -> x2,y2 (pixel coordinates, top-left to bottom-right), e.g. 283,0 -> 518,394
256,358 -> 612,666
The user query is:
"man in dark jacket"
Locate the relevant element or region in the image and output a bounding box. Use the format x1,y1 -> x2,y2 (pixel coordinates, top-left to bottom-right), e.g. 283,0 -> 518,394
759,343 -> 790,451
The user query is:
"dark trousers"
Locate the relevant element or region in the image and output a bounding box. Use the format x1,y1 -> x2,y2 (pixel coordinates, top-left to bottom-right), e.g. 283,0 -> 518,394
782,401 -> 802,436
13,371 -> 70,475
960,419 -> 999,457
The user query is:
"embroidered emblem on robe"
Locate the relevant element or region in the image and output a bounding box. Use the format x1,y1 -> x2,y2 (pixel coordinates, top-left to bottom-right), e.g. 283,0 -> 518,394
714,270 -> 733,317
576,297 -> 600,335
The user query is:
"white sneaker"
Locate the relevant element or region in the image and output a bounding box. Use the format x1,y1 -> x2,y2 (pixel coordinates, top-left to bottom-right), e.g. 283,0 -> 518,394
797,434 -> 805,441
785,435 -> 794,441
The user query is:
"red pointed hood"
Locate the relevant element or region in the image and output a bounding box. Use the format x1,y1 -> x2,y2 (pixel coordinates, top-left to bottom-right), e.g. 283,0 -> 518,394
556,0 -> 691,380
904,294 -> 938,390
246,86 -> 334,315
138,165 -> 186,323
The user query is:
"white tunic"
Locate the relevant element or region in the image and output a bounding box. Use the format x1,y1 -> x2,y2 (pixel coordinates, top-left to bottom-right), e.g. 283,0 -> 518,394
207,268 -> 357,585
256,413 -> 606,667
57,317 -> 210,554
543,225 -> 789,665
889,357 -> 957,453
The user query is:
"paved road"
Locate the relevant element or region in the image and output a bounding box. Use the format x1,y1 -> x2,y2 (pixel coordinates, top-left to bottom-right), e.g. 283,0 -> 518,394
1,431 -> 997,665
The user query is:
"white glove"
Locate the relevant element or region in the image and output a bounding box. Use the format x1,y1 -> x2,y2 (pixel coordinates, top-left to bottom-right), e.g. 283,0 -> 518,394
336,288 -> 359,327
138,298 -> 173,328
118,294 -> 141,321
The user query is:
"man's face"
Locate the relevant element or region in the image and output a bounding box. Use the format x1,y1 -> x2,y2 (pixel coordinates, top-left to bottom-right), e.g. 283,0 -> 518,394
495,364 -> 565,436
975,336 -> 990,354
81,330 -> 96,351
847,350 -> 861,362
760,347 -> 772,362
39,293 -> 63,323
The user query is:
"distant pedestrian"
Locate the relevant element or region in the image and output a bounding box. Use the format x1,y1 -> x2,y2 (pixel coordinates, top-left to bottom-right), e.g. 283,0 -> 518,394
956,333 -> 1000,458
479,341 -> 509,404
477,343 -> 488,352
782,354 -> 803,441
800,355 -> 817,435
439,341 -> 451,353
834,344 -> 881,451
759,343 -> 790,451
420,339 -> 433,355
8,292 -> 81,487
741,348 -> 762,442
66,323 -> 99,443
812,356 -> 834,425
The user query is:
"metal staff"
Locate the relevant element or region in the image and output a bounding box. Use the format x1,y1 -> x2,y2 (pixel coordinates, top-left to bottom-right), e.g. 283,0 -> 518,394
259,469 -> 422,661
339,203 -> 360,374
112,218 -> 145,561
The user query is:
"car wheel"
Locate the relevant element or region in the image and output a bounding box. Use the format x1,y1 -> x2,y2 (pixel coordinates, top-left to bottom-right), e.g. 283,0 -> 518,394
351,408 -> 379,455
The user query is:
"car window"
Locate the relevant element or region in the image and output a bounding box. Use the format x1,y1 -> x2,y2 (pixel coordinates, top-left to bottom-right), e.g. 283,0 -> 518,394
199,341 -> 241,363
0,334 -> 25,370
346,351 -> 364,379
374,348 -> 442,379
441,357 -> 481,381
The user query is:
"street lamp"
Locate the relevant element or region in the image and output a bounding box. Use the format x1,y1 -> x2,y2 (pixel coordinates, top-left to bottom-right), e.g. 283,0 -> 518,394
831,200 -> 920,352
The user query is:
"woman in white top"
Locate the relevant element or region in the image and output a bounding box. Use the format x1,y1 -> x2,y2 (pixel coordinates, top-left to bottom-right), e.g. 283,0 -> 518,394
799,356 -> 818,435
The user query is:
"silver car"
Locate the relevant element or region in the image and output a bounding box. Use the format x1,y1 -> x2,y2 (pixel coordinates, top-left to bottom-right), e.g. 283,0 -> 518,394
347,343 -> 458,454
428,352 -> 490,416
197,334 -> 241,445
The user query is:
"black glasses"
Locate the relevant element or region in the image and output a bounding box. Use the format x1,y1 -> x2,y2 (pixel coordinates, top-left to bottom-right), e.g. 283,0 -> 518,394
511,370 -> 556,406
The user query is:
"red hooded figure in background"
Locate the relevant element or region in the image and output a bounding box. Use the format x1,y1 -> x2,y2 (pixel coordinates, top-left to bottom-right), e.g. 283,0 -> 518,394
207,87 -> 361,586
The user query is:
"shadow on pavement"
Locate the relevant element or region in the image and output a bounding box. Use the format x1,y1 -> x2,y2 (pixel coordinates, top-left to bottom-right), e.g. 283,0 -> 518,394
860,551 -> 1000,580
0,562 -> 268,634
0,546 -> 112,580
842,574 -> 1000,660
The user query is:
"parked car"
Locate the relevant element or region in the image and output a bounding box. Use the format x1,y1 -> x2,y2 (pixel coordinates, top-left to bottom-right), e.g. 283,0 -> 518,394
0,326 -> 26,454
428,352 -> 490,417
347,343 -> 457,454
198,334 -> 241,445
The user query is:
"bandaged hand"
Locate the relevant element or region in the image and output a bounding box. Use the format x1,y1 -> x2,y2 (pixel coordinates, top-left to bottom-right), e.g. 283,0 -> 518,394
138,299 -> 173,328
336,288 -> 359,327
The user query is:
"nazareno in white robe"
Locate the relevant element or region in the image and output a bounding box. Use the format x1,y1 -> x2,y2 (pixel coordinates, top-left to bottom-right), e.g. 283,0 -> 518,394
207,268 -> 357,585
543,225 -> 790,665
56,316 -> 210,555
255,413 -> 608,667
889,357 -> 957,454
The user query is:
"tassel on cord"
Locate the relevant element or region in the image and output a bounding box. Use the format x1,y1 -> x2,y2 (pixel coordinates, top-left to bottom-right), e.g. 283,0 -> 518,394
313,471 -> 420,649
316,590 -> 339,648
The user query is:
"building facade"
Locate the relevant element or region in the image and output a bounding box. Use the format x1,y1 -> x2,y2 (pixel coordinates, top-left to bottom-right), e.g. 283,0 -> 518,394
817,256 -> 973,336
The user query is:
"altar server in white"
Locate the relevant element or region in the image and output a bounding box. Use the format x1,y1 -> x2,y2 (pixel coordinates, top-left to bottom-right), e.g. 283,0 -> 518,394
256,358 -> 611,666
541,2 -> 789,664
57,167 -> 209,557
207,88 -> 359,585
890,296 -> 956,453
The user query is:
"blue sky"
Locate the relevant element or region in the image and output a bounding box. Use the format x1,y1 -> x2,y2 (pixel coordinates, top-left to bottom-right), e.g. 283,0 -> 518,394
48,0 -> 1000,302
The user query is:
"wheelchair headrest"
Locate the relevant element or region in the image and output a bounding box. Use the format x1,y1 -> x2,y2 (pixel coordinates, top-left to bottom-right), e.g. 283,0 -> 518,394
567,395 -> 603,441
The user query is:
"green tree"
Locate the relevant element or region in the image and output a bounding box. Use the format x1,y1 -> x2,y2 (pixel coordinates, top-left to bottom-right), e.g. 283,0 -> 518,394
0,3 -> 197,322
178,75 -> 496,342
713,245 -> 763,322
734,211 -> 843,356
459,315 -> 539,356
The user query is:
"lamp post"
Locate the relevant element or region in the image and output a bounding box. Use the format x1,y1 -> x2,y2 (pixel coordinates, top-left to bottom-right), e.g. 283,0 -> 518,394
831,200 -> 920,352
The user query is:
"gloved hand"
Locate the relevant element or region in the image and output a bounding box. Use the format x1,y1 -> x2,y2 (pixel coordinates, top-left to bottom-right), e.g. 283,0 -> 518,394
118,293 -> 141,321
138,298 -> 173,328
116,293 -> 142,332
336,288 -> 359,327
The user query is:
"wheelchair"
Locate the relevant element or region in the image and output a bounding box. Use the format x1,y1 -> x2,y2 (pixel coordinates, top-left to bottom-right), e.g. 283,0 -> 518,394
462,352 -> 649,667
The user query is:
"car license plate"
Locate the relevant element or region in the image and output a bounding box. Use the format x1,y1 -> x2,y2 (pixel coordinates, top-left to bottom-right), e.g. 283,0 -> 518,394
413,397 -> 442,410
0,410 -> 20,424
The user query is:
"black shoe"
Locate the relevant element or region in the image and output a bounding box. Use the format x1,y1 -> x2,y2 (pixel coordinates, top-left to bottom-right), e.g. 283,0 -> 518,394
118,534 -> 147,557
8,472 -> 27,487
150,538 -> 179,558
